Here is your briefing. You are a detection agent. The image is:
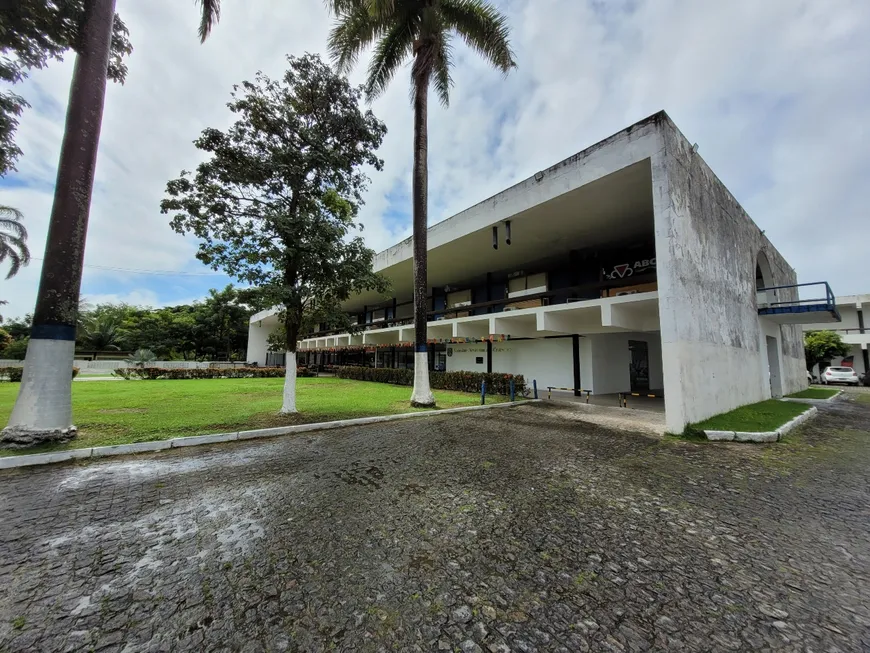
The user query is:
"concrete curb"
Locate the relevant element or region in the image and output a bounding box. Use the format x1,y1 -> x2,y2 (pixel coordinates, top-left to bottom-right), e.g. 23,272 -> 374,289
0,400 -> 538,470
703,406 -> 818,443
781,390 -> 842,405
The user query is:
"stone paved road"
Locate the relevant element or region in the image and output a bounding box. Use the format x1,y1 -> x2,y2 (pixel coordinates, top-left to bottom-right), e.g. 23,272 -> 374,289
1,398 -> 869,652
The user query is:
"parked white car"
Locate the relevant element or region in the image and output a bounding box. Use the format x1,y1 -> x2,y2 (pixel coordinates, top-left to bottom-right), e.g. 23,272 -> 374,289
821,366 -> 859,386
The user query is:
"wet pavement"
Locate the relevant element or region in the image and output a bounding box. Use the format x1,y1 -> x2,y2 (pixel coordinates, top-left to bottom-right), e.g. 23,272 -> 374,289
0,395 -> 868,652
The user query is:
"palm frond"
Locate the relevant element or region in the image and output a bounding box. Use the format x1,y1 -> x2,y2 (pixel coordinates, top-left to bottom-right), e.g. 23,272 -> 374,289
0,218 -> 27,240
0,205 -> 30,279
441,0 -> 516,73
431,33 -> 454,107
3,246 -> 22,280
0,205 -> 23,221
324,0 -> 366,14
196,0 -> 221,43
328,4 -> 385,74
365,13 -> 416,100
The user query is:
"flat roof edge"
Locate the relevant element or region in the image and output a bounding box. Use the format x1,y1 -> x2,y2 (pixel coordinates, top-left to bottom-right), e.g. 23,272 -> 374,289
375,110 -> 669,264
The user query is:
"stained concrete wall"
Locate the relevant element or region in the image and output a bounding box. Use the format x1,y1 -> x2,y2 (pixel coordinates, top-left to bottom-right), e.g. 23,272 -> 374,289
652,115 -> 805,432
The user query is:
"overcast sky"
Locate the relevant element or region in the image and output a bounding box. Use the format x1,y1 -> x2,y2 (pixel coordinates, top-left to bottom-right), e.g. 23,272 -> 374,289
1,0 -> 868,319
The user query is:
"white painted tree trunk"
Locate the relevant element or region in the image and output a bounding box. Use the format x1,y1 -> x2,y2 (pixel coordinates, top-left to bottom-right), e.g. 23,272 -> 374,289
280,351 -> 298,414
1,339 -> 77,446
410,351 -> 435,407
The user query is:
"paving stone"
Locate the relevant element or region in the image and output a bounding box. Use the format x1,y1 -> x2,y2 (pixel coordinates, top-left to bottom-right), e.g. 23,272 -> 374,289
0,400 -> 868,652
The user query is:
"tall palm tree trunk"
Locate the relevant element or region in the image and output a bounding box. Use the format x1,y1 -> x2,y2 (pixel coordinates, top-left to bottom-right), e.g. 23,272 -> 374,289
410,72 -> 435,407
2,0 -> 116,447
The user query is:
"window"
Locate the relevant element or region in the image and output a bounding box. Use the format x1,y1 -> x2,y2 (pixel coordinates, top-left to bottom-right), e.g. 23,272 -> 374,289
508,272 -> 547,298
447,289 -> 472,308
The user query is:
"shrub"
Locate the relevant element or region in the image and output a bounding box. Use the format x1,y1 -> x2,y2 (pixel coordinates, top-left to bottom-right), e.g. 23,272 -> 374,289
0,366 -> 79,382
113,366 -> 288,380
335,366 -> 524,395
126,348 -> 157,367
297,366 -> 316,378
0,367 -> 23,382
3,337 -> 28,360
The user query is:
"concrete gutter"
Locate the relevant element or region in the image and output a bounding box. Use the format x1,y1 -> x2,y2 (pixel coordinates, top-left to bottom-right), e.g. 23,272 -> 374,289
0,400 -> 538,470
781,390 -> 842,405
704,406 -> 818,443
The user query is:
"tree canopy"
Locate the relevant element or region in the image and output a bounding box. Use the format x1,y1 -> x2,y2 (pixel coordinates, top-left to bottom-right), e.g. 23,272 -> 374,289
804,330 -> 851,370
161,53 -> 389,353
162,53 -> 389,413
0,286 -> 253,361
0,0 -> 133,176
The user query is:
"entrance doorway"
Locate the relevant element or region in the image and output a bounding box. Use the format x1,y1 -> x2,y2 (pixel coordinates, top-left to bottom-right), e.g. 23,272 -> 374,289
628,340 -> 650,393
766,336 -> 783,398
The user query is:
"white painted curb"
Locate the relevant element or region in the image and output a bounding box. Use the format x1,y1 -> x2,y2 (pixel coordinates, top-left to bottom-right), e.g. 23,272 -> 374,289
0,400 -> 539,470
781,389 -> 842,405
703,406 -> 818,442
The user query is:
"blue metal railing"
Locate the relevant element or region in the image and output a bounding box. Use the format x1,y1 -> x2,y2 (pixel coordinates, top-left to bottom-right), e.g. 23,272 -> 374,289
757,281 -> 840,320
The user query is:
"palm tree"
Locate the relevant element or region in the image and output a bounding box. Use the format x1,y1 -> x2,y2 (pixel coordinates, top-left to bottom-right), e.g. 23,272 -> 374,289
0,206 -> 30,280
126,348 -> 157,368
327,0 -> 515,407
2,0 -> 225,447
80,315 -> 122,352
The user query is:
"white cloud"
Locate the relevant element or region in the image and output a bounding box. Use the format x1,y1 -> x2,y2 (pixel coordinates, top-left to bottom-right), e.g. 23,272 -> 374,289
1,0 -> 868,320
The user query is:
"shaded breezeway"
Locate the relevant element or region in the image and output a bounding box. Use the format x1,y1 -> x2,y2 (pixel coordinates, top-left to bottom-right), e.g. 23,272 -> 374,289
1,397 -> 869,652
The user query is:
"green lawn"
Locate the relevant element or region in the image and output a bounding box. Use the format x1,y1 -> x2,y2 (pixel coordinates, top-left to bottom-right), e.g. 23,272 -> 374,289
0,378 -> 506,456
786,388 -> 839,400
691,399 -> 810,433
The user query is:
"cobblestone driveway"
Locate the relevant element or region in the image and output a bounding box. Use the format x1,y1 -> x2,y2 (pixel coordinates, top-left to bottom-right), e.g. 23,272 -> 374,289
1,398 -> 869,652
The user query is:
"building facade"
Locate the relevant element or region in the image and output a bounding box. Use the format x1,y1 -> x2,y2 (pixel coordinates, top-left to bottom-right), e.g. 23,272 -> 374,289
248,112 -> 837,433
803,294 -> 870,379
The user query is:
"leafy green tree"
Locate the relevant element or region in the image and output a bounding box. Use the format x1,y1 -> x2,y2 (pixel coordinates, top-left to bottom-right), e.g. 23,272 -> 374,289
327,0 -> 516,406
0,327 -> 12,354
0,206 -> 30,279
4,337 -> 29,360
199,285 -> 251,360
804,330 -> 850,371
79,314 -> 122,353
162,54 -> 389,413
1,314 -> 32,340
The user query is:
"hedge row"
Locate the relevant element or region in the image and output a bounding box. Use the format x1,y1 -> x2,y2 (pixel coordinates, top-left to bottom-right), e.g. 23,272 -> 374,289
335,366 -> 524,395
0,367 -> 80,382
113,366 -> 315,380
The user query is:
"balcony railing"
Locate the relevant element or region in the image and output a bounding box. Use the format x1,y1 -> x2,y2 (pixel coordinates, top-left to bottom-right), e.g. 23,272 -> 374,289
306,276 -> 658,339
757,281 -> 841,323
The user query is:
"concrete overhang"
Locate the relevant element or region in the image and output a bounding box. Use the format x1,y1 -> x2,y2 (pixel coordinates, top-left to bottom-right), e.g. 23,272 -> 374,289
843,334 -> 870,347
299,292 -> 660,349
341,115 -> 665,313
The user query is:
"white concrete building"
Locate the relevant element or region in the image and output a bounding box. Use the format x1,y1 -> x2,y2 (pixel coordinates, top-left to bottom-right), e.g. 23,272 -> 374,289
248,112 -> 839,432
803,294 -> 870,379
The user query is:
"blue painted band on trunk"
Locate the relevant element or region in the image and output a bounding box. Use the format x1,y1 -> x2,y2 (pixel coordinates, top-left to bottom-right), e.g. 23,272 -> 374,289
415,344 -> 428,353
30,324 -> 76,341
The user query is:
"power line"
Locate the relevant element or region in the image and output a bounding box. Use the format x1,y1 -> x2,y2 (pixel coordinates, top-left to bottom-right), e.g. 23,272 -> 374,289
30,257 -> 227,277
